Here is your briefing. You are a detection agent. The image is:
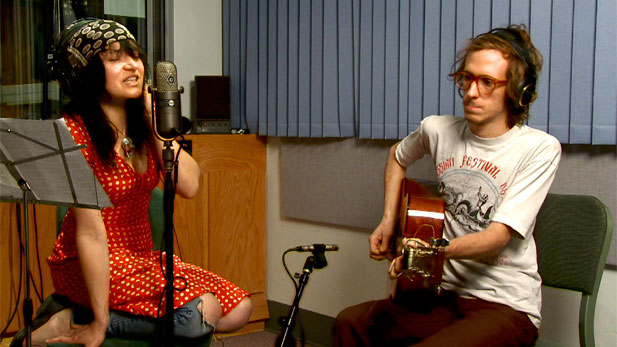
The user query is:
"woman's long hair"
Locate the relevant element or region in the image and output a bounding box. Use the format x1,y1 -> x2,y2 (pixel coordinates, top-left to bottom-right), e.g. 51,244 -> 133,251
64,39 -> 156,167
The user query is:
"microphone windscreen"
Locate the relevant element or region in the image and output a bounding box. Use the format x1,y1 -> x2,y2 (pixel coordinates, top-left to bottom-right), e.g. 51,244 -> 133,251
154,61 -> 178,93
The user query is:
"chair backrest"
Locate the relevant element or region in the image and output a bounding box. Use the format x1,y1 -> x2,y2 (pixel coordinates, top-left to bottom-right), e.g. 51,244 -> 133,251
56,187 -> 165,251
148,187 -> 164,251
534,193 -> 614,347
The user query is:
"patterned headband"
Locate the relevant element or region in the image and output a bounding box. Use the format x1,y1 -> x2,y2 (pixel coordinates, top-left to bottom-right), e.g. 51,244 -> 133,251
66,19 -> 136,71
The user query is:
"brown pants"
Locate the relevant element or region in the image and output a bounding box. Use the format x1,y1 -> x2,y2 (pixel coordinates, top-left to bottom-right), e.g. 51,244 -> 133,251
332,291 -> 538,347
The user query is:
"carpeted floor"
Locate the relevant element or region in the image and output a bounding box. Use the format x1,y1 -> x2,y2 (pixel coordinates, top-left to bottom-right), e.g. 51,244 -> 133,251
214,330 -> 319,347
213,330 -> 278,346
1,330 -> 317,347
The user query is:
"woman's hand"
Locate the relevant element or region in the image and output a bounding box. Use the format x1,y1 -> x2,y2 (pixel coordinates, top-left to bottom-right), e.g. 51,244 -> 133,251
46,320 -> 107,347
143,81 -> 153,119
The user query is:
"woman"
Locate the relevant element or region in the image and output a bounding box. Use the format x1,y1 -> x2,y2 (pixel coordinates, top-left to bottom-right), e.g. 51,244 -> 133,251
13,18 -> 252,347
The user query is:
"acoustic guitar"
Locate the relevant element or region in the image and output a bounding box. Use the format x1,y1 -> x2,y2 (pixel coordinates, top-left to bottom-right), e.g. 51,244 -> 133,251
390,178 -> 449,297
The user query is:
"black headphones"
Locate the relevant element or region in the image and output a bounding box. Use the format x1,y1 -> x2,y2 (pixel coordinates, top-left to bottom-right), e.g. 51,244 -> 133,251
51,18 -> 97,95
489,28 -> 537,114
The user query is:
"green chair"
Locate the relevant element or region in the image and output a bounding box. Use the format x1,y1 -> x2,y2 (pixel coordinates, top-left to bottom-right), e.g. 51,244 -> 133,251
534,193 -> 614,347
16,188 -> 211,347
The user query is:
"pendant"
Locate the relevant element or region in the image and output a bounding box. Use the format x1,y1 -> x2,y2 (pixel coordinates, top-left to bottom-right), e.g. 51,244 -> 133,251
122,137 -> 134,159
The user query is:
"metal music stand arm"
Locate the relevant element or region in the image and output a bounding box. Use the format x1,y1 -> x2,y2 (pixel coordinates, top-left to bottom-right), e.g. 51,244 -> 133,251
19,181 -> 34,347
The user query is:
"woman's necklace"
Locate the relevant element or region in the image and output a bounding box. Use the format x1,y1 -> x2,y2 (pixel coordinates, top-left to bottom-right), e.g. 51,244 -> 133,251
121,136 -> 135,159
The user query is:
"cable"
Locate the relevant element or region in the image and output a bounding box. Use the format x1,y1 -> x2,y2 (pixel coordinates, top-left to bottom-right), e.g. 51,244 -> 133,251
19,207 -> 43,304
172,136 -> 185,260
211,334 -> 225,347
31,205 -> 45,303
156,248 -> 166,319
0,204 -> 24,340
173,226 -> 183,260
280,250 -> 307,346
17,203 -> 44,308
282,249 -> 298,292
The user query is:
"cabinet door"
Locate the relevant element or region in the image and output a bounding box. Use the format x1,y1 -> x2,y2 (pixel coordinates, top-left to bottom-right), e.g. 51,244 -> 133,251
206,169 -> 266,292
173,134 -> 268,326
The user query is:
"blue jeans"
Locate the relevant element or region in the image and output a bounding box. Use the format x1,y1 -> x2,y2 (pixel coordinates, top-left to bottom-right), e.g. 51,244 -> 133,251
106,297 -> 214,341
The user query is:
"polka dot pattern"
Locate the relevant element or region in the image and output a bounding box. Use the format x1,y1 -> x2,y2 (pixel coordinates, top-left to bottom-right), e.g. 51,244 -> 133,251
48,115 -> 249,317
65,19 -> 135,71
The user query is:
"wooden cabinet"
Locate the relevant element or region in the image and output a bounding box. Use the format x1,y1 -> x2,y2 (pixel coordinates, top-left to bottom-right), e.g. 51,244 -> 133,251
173,134 -> 268,334
0,134 -> 268,336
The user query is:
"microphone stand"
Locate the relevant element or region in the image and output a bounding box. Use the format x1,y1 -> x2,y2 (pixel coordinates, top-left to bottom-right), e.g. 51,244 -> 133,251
276,250 -> 329,347
162,140 -> 176,346
148,85 -> 181,346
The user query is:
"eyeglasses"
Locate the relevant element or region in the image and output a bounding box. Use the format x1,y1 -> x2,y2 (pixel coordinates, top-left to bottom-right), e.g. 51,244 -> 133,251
450,72 -> 507,96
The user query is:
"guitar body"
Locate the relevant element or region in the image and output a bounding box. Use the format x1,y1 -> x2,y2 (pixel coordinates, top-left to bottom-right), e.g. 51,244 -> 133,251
392,179 -> 448,297
398,179 -> 445,242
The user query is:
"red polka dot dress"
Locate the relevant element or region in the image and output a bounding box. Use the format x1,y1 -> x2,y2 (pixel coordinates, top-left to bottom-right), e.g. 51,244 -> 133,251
48,115 -> 249,318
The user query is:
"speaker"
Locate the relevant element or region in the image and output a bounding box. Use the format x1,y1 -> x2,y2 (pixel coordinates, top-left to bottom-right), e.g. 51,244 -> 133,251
193,75 -> 231,134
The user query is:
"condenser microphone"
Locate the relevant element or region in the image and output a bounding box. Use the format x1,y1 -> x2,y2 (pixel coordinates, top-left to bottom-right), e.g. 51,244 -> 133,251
290,244 -> 339,252
152,61 -> 184,140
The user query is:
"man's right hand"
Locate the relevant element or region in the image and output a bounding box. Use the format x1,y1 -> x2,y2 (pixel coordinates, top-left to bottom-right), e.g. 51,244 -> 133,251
371,141 -> 406,261
369,221 -> 394,260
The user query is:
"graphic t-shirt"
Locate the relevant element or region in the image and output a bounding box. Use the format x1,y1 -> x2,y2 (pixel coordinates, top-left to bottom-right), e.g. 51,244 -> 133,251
396,115 -> 561,327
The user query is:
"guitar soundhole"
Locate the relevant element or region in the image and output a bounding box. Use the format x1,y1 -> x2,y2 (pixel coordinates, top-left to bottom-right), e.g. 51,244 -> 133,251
414,224 -> 436,240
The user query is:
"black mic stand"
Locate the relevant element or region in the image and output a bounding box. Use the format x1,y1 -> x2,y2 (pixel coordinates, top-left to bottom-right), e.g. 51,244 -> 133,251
162,140 -> 177,346
148,85 -> 182,346
276,250 -> 329,347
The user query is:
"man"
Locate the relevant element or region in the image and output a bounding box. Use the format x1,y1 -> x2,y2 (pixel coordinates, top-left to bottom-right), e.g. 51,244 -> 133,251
334,25 -> 561,346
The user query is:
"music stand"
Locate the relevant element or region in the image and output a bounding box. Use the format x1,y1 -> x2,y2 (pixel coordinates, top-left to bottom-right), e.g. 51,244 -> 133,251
0,118 -> 111,347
